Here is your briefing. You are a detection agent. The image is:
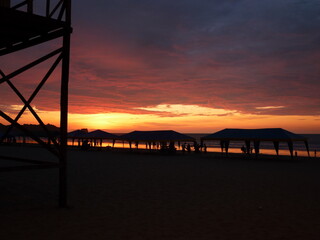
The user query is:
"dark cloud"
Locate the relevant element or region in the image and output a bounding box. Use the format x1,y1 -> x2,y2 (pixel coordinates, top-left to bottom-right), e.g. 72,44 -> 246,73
1,0 -> 319,118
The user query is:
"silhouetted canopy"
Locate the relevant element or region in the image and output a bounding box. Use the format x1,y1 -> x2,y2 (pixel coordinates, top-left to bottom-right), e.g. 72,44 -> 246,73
67,129 -> 88,138
201,128 -> 307,141
1,124 -> 60,137
86,130 -> 120,140
201,128 -> 309,157
121,130 -> 195,142
68,129 -> 119,141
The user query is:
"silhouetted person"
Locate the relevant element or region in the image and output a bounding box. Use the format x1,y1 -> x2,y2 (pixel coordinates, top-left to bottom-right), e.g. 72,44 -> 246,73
182,143 -> 186,153
187,144 -> 191,153
81,140 -> 90,150
194,143 -> 200,153
203,144 -> 207,153
169,142 -> 176,154
241,145 -> 246,154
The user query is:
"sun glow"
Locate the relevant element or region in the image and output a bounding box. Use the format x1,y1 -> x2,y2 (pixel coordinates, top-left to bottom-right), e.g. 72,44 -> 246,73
70,110 -> 320,133
1,104 -> 319,133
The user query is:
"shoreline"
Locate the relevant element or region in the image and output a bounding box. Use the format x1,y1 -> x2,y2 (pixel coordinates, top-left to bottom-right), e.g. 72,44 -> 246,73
1,142 -> 317,159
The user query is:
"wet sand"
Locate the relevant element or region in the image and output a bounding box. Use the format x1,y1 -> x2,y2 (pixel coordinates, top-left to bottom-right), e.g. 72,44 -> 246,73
1,145 -> 320,240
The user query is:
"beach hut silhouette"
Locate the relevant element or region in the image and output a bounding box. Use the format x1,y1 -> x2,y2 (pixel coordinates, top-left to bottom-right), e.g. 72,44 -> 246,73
121,130 -> 195,152
201,128 -> 310,157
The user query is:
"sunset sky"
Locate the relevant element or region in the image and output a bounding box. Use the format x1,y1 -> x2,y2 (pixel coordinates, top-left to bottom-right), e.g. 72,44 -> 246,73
1,0 -> 320,133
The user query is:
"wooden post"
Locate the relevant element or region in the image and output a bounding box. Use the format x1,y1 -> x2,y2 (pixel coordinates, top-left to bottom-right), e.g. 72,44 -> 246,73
254,140 -> 260,155
27,0 -> 33,13
287,141 -> 293,158
46,0 -> 50,17
273,141 -> 279,156
59,0 -> 71,208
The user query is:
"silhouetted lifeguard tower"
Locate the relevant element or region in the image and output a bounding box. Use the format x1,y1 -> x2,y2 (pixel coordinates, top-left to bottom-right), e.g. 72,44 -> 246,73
0,0 -> 72,207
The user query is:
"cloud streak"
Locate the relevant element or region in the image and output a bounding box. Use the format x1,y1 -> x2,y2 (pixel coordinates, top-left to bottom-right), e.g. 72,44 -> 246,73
64,0 -> 320,116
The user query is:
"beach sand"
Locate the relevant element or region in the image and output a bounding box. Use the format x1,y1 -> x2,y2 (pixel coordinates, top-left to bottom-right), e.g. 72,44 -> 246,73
1,146 -> 320,240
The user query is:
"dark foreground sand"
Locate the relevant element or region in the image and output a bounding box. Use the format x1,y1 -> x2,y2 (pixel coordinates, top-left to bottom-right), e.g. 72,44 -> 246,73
1,146 -> 320,240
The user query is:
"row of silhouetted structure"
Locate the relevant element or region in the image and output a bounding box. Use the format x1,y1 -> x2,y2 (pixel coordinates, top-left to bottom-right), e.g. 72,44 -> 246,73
0,124 -> 310,157
66,128 -> 310,157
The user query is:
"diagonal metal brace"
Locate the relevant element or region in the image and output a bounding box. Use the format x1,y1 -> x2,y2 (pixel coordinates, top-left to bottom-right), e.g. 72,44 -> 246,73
0,53 -> 63,148
0,48 -> 62,85
0,110 -> 60,157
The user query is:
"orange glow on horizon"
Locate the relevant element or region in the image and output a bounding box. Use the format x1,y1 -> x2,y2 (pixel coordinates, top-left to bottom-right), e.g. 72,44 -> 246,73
1,104 -> 319,134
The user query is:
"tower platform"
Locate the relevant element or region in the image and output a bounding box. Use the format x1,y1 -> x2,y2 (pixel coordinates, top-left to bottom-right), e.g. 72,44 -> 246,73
0,7 -> 70,56
0,0 -> 72,207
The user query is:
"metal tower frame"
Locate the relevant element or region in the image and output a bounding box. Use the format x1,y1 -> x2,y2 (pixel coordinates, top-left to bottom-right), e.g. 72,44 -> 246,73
0,0 -> 72,207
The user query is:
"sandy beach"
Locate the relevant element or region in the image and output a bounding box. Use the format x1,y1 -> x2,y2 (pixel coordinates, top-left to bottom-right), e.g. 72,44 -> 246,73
1,145 -> 320,240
